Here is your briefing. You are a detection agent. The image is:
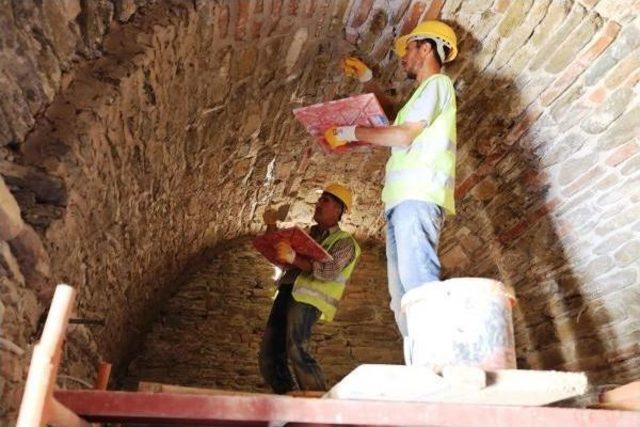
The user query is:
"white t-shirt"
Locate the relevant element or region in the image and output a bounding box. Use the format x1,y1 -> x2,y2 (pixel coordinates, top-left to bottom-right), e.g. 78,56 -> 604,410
402,74 -> 453,127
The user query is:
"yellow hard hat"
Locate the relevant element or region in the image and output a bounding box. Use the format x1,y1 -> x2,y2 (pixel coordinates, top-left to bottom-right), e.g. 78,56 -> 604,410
394,20 -> 458,62
323,183 -> 353,211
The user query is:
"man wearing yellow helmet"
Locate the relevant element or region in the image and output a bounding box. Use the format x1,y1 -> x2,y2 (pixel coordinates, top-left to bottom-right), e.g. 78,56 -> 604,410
326,21 -> 458,354
259,184 -> 361,393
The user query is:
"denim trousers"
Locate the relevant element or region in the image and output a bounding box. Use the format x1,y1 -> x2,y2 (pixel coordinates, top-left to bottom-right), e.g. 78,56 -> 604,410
386,200 -> 444,337
258,284 -> 327,394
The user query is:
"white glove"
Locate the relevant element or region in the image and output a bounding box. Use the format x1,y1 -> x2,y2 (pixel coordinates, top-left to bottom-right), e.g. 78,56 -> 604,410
324,125 -> 358,149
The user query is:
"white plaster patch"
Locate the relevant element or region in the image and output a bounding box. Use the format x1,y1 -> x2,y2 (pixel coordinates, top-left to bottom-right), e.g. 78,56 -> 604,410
285,27 -> 308,73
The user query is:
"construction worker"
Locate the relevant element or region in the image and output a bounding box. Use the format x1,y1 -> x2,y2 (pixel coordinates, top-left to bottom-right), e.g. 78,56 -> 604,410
325,21 -> 458,361
259,184 -> 361,393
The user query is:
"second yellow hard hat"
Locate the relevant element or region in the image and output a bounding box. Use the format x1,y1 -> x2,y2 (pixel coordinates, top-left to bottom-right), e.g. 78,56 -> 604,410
323,183 -> 353,211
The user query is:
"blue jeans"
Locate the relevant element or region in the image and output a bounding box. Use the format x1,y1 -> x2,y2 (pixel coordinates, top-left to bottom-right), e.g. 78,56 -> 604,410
258,284 -> 326,393
386,200 -> 444,337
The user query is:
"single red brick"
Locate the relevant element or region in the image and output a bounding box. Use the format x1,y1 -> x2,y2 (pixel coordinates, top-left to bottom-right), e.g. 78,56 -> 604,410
541,63 -> 582,106
545,197 -> 562,211
587,86 -> 608,105
525,197 -> 560,225
525,207 -> 546,228
605,52 -> 640,89
305,0 -> 315,17
400,1 -> 427,35
352,0 -> 374,28
455,173 -> 481,199
254,0 -> 264,14
498,220 -> 530,245
624,68 -> 640,88
425,0 -> 445,19
521,169 -> 538,186
561,166 -> 603,197
252,20 -> 262,39
471,176 -> 498,201
605,141 -> 640,167
218,5 -> 229,38
235,1 -> 250,40
522,170 -> 550,189
288,0 -> 298,16
479,151 -> 508,174
271,0 -> 283,17
581,21 -> 621,61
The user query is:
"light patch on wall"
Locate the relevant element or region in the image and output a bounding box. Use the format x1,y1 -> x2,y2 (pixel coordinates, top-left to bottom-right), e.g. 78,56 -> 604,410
273,265 -> 282,281
264,158 -> 275,185
285,27 -> 308,74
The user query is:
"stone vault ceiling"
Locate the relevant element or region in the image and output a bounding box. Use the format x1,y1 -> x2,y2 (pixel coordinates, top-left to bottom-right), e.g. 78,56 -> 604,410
0,0 -> 639,417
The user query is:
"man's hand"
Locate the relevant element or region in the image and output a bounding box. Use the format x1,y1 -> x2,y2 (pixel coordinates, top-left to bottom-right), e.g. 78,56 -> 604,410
275,241 -> 296,264
324,126 -> 358,149
350,122 -> 427,148
342,57 -> 373,82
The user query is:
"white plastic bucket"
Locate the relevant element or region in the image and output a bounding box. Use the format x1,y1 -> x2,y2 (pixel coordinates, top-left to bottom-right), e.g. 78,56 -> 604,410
401,278 -> 516,370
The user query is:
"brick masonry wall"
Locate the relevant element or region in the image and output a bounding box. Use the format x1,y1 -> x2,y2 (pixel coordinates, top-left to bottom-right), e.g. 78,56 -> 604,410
125,237 -> 402,391
432,0 -> 640,384
0,0 -> 639,421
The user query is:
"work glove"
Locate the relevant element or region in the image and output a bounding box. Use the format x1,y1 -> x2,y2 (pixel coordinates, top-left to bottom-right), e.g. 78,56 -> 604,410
275,241 -> 296,264
324,125 -> 358,149
262,205 -> 289,226
342,57 -> 373,83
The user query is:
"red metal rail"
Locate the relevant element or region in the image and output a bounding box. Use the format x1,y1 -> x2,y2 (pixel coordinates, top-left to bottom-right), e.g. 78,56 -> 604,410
55,390 -> 640,426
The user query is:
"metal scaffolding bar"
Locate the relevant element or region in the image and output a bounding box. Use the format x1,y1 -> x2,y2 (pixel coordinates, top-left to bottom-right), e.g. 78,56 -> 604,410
55,390 -> 640,427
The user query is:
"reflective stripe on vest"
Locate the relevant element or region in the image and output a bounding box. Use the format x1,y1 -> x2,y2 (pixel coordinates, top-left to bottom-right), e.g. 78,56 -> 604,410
385,169 -> 454,190
293,287 -> 340,308
292,230 -> 361,322
381,74 -> 457,215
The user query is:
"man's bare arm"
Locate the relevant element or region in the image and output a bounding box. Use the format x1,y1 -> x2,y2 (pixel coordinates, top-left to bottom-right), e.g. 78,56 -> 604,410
355,121 -> 426,148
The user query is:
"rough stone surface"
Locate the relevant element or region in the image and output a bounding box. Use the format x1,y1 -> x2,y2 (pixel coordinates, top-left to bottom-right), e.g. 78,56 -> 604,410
0,177 -> 23,241
0,0 -> 639,422
8,225 -> 51,299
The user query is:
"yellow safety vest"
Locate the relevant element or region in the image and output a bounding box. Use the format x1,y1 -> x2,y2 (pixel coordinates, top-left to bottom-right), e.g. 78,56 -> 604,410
381,73 -> 457,215
292,230 -> 361,322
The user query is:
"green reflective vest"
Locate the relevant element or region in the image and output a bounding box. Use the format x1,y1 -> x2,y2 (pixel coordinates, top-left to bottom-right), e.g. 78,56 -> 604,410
292,230 -> 361,322
381,74 -> 457,215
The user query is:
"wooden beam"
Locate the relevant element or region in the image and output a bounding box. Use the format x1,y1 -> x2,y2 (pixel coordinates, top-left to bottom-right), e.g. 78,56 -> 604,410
47,398 -> 90,427
326,364 -> 589,406
597,381 -> 640,411
54,390 -> 640,426
138,381 -> 265,397
93,362 -> 112,390
138,381 -> 324,399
